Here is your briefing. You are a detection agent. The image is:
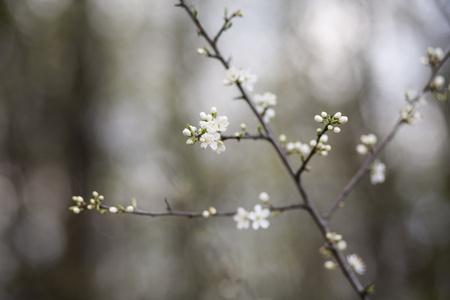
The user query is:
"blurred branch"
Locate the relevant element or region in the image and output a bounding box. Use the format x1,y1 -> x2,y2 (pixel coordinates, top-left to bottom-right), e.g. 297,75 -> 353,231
325,47 -> 450,220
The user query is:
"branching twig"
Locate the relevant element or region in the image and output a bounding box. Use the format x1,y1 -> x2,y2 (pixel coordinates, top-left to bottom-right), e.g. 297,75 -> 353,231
325,49 -> 450,220
176,1 -> 369,298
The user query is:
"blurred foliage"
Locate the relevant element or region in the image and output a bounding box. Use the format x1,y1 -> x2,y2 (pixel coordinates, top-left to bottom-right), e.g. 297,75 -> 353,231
0,0 -> 449,299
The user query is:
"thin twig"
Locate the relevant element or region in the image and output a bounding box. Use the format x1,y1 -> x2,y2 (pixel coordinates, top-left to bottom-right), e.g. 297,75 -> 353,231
325,48 -> 450,220
99,202 -> 307,218
221,134 -> 270,141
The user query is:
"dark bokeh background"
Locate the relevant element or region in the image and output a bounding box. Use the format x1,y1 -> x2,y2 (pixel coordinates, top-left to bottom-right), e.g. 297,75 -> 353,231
1,0 -> 450,299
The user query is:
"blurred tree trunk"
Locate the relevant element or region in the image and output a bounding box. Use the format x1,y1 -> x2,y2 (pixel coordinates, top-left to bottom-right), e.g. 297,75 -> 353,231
0,1 -> 106,299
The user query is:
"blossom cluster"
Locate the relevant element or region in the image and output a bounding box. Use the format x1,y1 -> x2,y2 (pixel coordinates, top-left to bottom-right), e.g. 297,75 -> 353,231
234,194 -> 272,230
286,140 -> 311,158
321,232 -> 366,275
430,75 -> 449,103
356,134 -> 386,185
254,92 -> 277,123
355,133 -> 377,155
223,66 -> 258,92
314,111 -> 348,134
69,191 -> 136,215
223,67 -> 279,124
310,134 -> 331,156
183,107 -> 229,154
420,47 -> 445,67
400,103 -> 423,125
420,47 -> 449,103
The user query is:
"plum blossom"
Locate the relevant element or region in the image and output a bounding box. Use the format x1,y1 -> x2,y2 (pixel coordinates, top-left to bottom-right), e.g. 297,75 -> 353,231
223,67 -> 258,91
347,253 -> 366,275
183,107 -> 229,153
248,204 -> 270,230
233,207 -> 250,229
370,160 -> 386,185
254,92 -> 277,123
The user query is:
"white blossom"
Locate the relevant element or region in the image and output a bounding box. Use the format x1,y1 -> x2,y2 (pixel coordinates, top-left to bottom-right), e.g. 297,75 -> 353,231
125,206 -> 135,213
200,132 -> 220,150
338,116 -> 348,124
356,144 -> 368,155
248,204 -> 270,230
401,104 -> 423,125
347,253 -> 366,275
314,115 -> 323,123
337,240 -> 347,251
295,141 -> 310,156
197,48 -> 206,55
225,66 -> 241,83
370,160 -> 386,185
432,75 -> 445,89
182,128 -> 192,137
319,134 -> 328,143
202,210 -> 210,218
215,116 -> 229,132
109,207 -> 118,214
360,134 -> 377,146
239,68 -> 258,91
213,140 -> 226,154
286,142 -> 295,152
224,67 -> 258,91
72,207 -> 81,214
259,192 -> 270,204
262,108 -> 276,123
255,92 -> 277,110
233,207 -> 250,229
324,261 -> 338,270
208,206 -> 217,215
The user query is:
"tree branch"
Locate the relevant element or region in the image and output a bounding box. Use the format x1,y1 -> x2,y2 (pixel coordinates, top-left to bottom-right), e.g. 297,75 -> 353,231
325,47 -> 450,220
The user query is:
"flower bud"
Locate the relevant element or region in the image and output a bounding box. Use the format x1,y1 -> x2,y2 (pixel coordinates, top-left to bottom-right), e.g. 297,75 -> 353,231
259,192 -> 270,203
324,261 -> 337,270
314,115 -> 323,123
126,206 -> 135,213
109,207 -> 118,214
337,240 -> 347,251
279,134 -> 287,143
202,210 -> 210,218
197,48 -> 206,55
356,144 -> 368,155
432,75 -> 445,89
333,127 -> 341,133
321,111 -> 328,118
183,128 -> 192,137
210,106 -> 217,114
339,116 -> 348,124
